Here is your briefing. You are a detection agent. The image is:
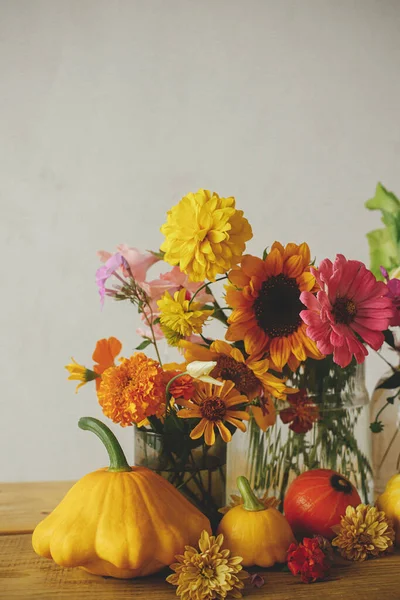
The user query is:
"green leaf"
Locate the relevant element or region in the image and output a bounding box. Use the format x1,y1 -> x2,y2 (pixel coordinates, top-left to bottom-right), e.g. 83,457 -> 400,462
135,338 -> 152,350
365,183 -> 400,277
386,395 -> 396,405
153,317 -> 161,325
377,371 -> 400,389
262,247 -> 269,260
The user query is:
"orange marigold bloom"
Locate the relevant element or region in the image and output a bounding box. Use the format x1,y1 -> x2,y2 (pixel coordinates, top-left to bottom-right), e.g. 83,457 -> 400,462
225,242 -> 323,370
97,353 -> 166,426
177,380 -> 249,445
92,336 -> 122,390
279,390 -> 319,434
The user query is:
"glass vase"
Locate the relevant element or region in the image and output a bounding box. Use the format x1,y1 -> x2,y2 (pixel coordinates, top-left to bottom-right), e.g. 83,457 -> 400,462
371,370 -> 400,497
227,362 -> 372,505
134,429 -> 226,528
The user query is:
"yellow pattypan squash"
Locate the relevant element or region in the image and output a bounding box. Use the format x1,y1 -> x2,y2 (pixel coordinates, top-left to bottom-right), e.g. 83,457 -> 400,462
376,473 -> 400,545
32,417 -> 211,578
217,476 -> 295,567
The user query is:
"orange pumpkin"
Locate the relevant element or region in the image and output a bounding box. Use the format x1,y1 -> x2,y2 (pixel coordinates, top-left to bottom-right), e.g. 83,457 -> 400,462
283,469 -> 361,540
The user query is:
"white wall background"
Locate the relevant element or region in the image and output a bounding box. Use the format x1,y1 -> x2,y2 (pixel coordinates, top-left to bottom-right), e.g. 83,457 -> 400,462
1,0 -> 400,482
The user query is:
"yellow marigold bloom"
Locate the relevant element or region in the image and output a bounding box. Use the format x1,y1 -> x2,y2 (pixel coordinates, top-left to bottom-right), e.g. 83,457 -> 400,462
177,380 -> 249,446
166,530 -> 249,600
332,504 -> 395,561
160,189 -> 253,282
97,353 -> 166,426
65,358 -> 99,393
225,242 -> 323,370
157,289 -> 213,340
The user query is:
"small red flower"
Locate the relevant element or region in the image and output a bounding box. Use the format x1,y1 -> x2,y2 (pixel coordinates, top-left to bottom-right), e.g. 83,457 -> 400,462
280,390 -> 319,434
164,372 -> 196,400
287,537 -> 331,584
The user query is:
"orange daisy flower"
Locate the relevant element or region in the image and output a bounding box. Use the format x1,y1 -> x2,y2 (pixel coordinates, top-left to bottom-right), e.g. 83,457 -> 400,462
180,339 -> 290,401
177,380 -> 249,445
97,353 -> 166,426
92,336 -> 122,390
225,242 -> 323,370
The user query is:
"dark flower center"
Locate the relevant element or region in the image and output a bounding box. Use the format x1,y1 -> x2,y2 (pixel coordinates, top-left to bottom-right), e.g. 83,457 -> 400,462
200,396 -> 227,421
253,274 -> 304,338
211,355 -> 259,395
332,297 -> 357,325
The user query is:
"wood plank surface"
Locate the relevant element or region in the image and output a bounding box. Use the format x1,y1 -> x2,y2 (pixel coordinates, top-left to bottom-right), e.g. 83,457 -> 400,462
0,482 -> 74,535
1,534 -> 400,600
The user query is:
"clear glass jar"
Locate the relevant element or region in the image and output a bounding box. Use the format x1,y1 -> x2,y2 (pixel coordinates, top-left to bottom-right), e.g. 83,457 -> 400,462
227,363 -> 372,504
134,429 -> 226,528
371,370 -> 400,497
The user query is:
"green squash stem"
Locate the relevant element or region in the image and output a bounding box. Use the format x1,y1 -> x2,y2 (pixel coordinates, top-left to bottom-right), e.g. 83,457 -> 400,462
237,476 -> 265,511
78,416 -> 132,472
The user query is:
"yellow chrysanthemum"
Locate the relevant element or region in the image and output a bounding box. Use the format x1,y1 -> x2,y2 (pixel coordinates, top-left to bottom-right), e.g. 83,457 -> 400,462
157,289 -> 213,341
65,358 -> 100,393
180,339 -> 295,430
177,380 -> 249,446
332,504 -> 395,561
97,353 -> 166,426
225,242 -> 323,370
166,530 -> 249,600
160,189 -> 253,282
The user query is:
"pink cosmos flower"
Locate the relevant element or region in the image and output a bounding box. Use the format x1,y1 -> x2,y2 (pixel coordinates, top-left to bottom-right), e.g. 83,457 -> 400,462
97,245 -> 160,283
300,255 -> 393,367
96,253 -> 127,307
380,267 -> 400,327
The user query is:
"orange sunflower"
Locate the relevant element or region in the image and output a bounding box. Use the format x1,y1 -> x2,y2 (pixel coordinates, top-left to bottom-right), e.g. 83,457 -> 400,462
225,242 -> 323,370
177,380 -> 249,445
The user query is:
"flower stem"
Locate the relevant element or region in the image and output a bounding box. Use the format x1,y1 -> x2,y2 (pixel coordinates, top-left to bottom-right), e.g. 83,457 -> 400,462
237,475 -> 265,511
189,276 -> 228,305
78,416 -> 132,472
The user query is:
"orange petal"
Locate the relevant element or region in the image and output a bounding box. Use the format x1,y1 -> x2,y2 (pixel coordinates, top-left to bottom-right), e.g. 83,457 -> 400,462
297,271 -> 315,292
225,416 -> 247,432
284,255 -> 304,279
92,337 -> 122,372
190,418 -> 208,439
204,421 -> 216,445
211,339 -> 234,356
270,337 -> 291,370
230,348 -> 245,363
289,331 -> 307,362
297,242 -> 311,267
228,268 -> 250,288
271,241 -> 285,254
264,248 -> 283,276
241,255 -> 267,280
226,410 -> 250,420
180,340 -> 214,362
216,421 -> 232,442
252,404 -> 276,431
283,243 -> 299,261
177,408 -> 202,418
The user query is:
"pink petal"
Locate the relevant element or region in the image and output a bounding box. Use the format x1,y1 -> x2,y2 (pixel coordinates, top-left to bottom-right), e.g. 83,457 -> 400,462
351,322 -> 385,351
300,291 -> 320,311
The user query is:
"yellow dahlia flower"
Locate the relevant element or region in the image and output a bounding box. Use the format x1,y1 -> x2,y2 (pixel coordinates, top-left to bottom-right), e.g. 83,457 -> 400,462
157,288 -> 213,341
160,189 -> 253,282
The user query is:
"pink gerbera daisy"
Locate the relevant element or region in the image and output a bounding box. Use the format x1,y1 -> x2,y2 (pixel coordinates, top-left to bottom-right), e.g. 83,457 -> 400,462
300,255 -> 393,367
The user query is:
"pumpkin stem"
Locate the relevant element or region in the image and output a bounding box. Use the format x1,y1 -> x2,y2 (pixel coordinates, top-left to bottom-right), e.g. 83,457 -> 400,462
78,417 -> 132,472
237,476 -> 265,512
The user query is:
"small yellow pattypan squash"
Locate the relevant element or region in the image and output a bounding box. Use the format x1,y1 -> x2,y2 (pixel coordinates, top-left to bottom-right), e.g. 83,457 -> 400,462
376,473 -> 400,545
32,417 -> 211,578
217,476 -> 295,567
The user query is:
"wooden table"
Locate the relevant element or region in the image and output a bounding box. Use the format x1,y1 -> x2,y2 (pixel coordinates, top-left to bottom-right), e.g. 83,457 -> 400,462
1,482 -> 399,599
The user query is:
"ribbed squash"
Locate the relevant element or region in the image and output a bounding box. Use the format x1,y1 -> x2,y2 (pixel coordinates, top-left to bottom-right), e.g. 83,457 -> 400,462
376,473 -> 400,546
217,476 -> 295,567
32,417 -> 211,578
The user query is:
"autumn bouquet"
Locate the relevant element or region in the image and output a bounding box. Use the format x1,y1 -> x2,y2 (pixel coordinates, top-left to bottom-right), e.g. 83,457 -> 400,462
66,188 -> 395,521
